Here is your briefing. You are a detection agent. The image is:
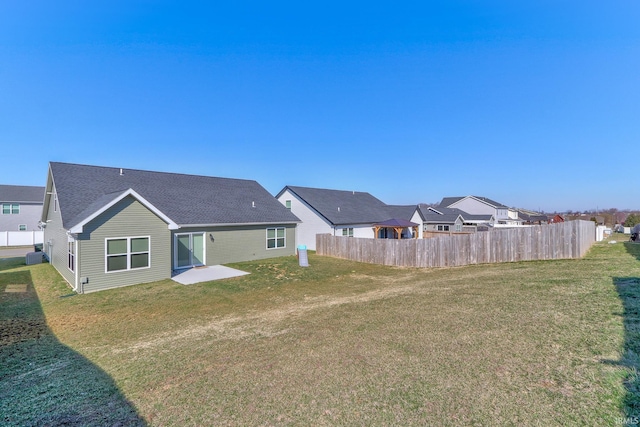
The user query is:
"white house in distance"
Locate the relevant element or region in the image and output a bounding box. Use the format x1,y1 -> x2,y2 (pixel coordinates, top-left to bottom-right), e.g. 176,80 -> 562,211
276,185 -> 418,250
0,184 -> 45,247
0,185 -> 45,232
438,196 -> 521,226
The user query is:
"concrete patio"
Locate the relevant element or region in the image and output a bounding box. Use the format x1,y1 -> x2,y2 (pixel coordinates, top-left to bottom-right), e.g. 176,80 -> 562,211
171,265 -> 250,285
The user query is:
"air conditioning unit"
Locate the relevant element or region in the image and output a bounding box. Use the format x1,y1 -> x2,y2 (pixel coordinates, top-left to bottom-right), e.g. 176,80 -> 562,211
26,252 -> 43,265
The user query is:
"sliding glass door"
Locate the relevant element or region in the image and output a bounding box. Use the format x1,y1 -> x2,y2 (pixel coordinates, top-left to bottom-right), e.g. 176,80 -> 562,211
174,232 -> 205,269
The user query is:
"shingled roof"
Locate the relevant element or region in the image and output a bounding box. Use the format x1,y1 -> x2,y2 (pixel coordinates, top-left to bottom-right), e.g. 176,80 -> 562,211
279,185 -> 409,226
0,185 -> 45,203
439,195 -> 508,209
417,205 -> 464,224
50,162 -> 300,230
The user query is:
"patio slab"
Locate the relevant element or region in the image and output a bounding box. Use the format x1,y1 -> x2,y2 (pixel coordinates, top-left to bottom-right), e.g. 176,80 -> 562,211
172,265 -> 250,285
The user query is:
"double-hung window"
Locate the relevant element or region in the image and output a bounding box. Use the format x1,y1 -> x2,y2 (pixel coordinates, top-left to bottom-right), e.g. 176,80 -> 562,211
266,227 -> 285,249
68,239 -> 75,272
342,228 -> 354,237
437,225 -> 450,231
2,203 -> 19,214
106,237 -> 150,272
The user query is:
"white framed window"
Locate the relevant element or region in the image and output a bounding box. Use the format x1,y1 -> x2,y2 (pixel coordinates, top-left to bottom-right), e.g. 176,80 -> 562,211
285,200 -> 292,209
437,225 -> 450,231
105,236 -> 150,272
455,223 -> 462,232
18,224 -> 27,231
342,227 -> 354,237
2,203 -> 19,214
54,193 -> 58,212
68,238 -> 75,272
266,227 -> 285,249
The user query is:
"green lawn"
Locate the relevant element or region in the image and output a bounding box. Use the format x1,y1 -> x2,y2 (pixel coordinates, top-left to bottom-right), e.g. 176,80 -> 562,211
2,235 -> 640,426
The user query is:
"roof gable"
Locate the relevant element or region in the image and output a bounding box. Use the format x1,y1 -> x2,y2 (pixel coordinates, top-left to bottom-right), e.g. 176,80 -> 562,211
68,189 -> 179,233
282,185 -> 398,225
51,162 -> 300,230
440,195 -> 508,209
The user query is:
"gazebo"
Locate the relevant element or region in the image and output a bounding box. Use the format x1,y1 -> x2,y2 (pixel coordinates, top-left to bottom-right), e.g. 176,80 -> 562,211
373,218 -> 419,240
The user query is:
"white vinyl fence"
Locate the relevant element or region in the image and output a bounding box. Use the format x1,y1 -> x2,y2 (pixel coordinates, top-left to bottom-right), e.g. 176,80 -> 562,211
0,231 -> 44,247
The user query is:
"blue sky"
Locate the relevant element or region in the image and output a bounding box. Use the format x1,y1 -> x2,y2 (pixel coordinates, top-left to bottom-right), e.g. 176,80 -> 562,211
1,1 -> 638,212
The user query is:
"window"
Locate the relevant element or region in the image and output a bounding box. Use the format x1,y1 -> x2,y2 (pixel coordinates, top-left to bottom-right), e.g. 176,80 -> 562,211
266,228 -> 285,249
437,225 -> 450,231
285,200 -> 292,209
455,223 -> 462,232
68,240 -> 75,272
18,224 -> 27,231
106,236 -> 150,272
342,228 -> 354,237
54,193 -> 58,212
2,203 -> 19,214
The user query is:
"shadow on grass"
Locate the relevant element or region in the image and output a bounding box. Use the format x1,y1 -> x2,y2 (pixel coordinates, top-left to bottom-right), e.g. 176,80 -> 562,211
0,267 -> 146,426
614,275 -> 640,420
625,241 -> 640,261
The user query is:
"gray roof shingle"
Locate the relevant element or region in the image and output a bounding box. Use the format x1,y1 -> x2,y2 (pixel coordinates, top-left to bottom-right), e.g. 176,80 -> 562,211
439,195 -> 508,209
0,185 -> 45,203
50,162 -> 300,229
282,185 -> 409,225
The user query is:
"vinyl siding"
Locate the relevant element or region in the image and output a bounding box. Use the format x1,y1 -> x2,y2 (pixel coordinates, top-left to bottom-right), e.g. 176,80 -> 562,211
76,196 -> 171,293
450,199 -> 497,217
0,202 -> 43,231
410,211 -> 424,238
43,183 -> 76,290
277,189 -> 332,250
177,224 -> 296,266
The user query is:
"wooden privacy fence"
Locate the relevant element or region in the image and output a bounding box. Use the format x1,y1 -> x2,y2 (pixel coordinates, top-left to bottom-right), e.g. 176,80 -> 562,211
316,220 -> 596,268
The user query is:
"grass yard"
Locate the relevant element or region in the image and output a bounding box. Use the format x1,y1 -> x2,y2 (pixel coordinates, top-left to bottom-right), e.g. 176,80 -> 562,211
2,235 -> 640,426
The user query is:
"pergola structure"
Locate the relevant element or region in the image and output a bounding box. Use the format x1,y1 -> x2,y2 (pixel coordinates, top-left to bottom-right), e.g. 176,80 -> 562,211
373,218 -> 419,239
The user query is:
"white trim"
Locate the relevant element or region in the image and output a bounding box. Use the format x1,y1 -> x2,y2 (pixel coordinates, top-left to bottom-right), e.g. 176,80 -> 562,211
105,235 -> 151,273
67,235 -> 75,274
69,189 -> 178,233
266,227 -> 286,250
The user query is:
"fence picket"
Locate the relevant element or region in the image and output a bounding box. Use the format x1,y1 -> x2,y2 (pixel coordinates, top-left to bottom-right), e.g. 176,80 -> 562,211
316,221 -> 596,268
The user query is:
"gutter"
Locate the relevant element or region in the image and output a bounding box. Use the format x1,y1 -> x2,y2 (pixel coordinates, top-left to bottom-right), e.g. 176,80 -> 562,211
176,221 -> 301,228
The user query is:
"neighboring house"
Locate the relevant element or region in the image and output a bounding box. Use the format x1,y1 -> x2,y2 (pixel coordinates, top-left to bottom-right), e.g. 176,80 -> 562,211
412,205 -> 465,235
41,162 -> 300,293
517,209 -> 548,225
439,195 -> 521,226
0,184 -> 45,232
276,186 -> 417,250
549,214 -> 564,223
413,204 -> 494,235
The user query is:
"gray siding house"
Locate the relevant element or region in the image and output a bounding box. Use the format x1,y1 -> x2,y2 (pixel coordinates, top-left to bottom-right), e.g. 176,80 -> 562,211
0,185 -> 45,232
42,162 -> 300,293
